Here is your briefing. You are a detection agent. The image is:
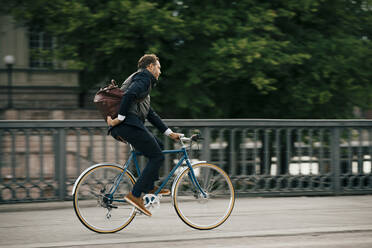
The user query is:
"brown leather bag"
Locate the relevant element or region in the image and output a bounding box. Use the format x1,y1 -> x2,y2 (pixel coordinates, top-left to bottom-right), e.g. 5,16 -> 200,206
93,80 -> 124,122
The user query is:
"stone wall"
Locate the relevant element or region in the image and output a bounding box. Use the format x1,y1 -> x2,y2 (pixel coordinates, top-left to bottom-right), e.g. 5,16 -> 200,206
1,109 -> 101,120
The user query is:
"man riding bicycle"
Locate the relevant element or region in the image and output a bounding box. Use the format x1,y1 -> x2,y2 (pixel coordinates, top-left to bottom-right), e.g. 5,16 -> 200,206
107,54 -> 182,216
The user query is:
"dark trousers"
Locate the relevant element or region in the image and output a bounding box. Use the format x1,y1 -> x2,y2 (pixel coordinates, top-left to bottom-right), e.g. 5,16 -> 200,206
110,124 -> 165,197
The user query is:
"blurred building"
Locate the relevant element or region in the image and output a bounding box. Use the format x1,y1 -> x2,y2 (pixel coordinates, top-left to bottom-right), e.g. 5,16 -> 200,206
0,15 -> 100,120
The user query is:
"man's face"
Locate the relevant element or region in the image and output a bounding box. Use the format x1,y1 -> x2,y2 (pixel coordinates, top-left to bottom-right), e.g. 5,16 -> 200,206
147,61 -> 161,80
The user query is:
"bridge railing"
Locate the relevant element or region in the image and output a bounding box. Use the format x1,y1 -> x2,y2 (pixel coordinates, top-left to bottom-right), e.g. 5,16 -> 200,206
0,119 -> 371,203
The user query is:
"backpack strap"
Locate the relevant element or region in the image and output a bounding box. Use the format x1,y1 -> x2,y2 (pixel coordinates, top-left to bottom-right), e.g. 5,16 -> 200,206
120,70 -> 141,91
120,69 -> 151,101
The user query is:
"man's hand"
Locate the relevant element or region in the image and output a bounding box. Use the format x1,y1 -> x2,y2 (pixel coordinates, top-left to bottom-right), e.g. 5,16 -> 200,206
107,116 -> 121,127
169,132 -> 183,141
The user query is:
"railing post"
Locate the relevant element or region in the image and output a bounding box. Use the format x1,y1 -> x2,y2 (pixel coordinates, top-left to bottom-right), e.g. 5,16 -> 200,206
54,128 -> 67,200
331,127 -> 341,195
264,129 -> 270,175
202,127 -> 211,162
230,128 -> 237,176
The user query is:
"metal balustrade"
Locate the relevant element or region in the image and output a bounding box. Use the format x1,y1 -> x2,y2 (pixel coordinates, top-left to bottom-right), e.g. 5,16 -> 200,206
0,119 -> 371,203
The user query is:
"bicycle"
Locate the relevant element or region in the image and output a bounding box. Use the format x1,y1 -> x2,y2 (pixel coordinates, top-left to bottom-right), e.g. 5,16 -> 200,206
72,134 -> 235,233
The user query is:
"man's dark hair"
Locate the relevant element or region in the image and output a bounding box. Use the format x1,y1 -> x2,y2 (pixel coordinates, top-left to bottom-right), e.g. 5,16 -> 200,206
137,54 -> 159,69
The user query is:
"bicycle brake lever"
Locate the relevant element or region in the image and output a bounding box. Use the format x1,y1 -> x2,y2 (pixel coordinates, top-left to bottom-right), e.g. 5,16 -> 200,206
191,134 -> 203,141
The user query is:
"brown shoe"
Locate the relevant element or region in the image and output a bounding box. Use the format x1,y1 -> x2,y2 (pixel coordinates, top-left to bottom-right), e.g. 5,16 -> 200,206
148,186 -> 171,196
124,192 -> 152,217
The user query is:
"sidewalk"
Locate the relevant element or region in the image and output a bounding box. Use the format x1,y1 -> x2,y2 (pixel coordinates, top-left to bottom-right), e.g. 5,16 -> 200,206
0,195 -> 371,248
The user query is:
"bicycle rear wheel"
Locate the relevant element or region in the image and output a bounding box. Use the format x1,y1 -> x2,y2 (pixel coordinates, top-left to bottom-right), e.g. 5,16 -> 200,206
172,163 -> 235,230
73,164 -> 136,233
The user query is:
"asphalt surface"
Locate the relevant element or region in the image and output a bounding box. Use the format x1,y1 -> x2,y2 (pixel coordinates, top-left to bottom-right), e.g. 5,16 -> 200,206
0,195 -> 372,248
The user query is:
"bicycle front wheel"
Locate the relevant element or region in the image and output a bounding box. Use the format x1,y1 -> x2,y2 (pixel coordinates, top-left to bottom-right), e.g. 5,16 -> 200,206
73,164 -> 136,233
173,163 -> 235,230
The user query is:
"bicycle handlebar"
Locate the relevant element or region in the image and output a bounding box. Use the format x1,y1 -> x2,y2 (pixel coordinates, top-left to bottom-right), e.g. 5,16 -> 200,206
180,133 -> 202,142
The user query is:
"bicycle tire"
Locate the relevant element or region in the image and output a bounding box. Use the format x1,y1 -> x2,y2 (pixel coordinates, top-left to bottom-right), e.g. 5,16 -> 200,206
73,164 -> 136,233
172,163 -> 235,230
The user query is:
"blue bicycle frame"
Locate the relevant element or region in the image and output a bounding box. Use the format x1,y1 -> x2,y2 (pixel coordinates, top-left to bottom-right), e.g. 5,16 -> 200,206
109,144 -> 207,202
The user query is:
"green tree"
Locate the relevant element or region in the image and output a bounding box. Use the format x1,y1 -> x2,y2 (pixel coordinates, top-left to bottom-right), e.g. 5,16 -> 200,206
3,0 -> 372,118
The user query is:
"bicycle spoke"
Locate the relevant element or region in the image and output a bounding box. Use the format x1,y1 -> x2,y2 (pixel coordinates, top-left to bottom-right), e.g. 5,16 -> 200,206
88,189 -> 101,198
206,174 -> 224,193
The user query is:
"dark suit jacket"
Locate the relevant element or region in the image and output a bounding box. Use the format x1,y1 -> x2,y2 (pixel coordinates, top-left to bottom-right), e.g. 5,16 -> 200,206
115,69 -> 168,133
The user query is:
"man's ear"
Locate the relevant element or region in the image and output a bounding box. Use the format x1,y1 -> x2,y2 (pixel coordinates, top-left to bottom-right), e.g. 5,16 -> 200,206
146,64 -> 153,71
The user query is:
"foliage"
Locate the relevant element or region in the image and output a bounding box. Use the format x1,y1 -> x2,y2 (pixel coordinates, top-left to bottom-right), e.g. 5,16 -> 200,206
2,0 -> 372,118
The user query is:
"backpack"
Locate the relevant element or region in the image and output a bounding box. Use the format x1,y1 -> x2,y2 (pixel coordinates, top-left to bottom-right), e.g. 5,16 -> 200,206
93,71 -> 141,122
93,79 -> 124,122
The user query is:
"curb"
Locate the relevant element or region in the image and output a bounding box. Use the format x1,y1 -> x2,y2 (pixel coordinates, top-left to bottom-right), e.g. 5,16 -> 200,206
4,225 -> 372,248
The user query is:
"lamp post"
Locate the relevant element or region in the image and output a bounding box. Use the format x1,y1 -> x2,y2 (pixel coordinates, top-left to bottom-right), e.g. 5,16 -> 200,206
4,55 -> 15,109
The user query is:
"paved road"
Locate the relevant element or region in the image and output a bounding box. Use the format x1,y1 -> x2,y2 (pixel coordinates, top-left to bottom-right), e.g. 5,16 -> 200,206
0,195 -> 372,248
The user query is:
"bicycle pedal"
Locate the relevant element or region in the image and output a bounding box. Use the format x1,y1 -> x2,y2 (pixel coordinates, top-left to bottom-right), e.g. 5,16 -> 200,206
108,204 -> 118,209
